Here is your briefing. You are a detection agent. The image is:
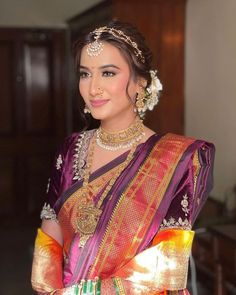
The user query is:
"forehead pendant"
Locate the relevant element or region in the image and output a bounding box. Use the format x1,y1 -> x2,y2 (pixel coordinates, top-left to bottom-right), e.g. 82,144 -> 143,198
86,29 -> 104,57
86,26 -> 145,63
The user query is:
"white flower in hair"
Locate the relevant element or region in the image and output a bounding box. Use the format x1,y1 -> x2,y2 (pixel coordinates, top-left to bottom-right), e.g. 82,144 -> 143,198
145,70 -> 163,111
137,70 -> 163,119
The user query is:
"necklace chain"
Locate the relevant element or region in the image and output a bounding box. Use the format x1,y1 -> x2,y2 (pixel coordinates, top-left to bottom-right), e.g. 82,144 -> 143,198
96,117 -> 145,150
76,122 -> 144,247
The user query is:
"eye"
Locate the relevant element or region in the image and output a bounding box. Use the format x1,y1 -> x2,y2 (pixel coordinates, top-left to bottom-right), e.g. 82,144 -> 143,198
79,71 -> 91,79
102,71 -> 115,77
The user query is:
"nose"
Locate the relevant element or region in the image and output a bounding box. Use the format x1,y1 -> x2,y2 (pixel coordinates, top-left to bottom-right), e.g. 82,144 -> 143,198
89,75 -> 102,97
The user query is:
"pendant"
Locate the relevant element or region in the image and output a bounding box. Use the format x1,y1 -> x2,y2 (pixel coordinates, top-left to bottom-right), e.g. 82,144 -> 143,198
76,203 -> 102,248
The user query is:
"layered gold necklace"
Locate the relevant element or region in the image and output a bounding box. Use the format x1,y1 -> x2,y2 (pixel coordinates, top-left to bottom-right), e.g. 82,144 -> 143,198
96,117 -> 145,150
76,117 -> 145,247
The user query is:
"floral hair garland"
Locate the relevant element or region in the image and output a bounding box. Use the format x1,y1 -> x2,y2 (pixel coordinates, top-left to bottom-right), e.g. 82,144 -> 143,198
138,70 -> 163,118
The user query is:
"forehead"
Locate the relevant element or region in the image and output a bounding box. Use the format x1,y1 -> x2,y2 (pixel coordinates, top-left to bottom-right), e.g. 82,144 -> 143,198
80,41 -> 130,69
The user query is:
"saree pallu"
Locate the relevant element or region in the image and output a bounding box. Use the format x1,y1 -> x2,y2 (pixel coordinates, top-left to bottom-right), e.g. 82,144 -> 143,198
32,133 -> 215,294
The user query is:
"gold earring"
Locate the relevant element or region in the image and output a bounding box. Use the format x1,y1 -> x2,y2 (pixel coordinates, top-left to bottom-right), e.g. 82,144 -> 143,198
135,88 -> 145,110
84,105 -> 91,114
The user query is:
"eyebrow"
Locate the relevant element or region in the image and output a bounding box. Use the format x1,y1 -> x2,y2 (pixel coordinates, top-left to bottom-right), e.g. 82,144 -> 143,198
79,64 -> 121,70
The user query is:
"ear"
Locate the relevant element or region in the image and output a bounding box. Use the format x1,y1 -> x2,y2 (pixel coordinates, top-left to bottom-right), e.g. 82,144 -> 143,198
137,77 -> 147,89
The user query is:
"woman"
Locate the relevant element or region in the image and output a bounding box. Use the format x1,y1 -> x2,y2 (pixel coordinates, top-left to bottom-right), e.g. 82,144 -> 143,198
31,20 -> 215,294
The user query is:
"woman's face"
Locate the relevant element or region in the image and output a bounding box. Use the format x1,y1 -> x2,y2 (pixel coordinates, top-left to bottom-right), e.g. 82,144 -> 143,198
79,41 -> 140,126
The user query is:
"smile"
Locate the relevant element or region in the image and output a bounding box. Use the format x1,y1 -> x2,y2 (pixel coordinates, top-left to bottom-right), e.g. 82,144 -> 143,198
90,99 -> 110,107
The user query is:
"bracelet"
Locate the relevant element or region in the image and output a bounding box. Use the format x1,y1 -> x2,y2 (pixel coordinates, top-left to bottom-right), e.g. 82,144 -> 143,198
113,278 -> 126,295
63,277 -> 101,295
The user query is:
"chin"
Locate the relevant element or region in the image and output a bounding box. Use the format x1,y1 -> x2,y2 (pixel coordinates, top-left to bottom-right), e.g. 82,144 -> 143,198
90,110 -> 109,121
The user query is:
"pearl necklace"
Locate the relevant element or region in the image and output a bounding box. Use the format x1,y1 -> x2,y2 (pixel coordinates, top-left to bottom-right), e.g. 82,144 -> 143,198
96,117 -> 145,151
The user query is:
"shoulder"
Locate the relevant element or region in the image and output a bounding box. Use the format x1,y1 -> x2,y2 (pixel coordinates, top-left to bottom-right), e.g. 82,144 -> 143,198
153,133 -> 196,151
143,126 -> 155,142
162,133 -> 215,150
162,133 -> 194,144
153,133 -> 215,162
58,130 -> 95,154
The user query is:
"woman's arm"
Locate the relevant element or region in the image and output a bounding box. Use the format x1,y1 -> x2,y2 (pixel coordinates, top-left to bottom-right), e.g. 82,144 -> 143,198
41,219 -> 63,246
31,223 -> 64,294
32,226 -> 192,295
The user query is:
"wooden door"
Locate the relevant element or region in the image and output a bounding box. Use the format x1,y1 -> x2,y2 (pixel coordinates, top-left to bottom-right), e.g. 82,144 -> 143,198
0,28 -> 68,226
113,0 -> 187,134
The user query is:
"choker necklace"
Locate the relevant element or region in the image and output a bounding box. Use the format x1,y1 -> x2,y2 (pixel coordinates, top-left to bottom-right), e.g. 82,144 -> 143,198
96,117 -> 145,150
76,133 -> 141,248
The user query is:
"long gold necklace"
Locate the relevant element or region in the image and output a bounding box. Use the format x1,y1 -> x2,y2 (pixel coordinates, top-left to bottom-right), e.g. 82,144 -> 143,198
96,117 -> 145,150
76,123 -> 144,248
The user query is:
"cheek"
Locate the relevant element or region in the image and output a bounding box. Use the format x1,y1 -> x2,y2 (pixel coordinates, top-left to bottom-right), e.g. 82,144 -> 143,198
79,85 -> 89,105
79,81 -> 87,99
78,80 -> 82,92
108,76 -> 130,97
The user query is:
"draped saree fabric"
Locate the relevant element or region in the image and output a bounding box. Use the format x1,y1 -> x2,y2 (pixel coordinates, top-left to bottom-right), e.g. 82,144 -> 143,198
32,132 -> 215,294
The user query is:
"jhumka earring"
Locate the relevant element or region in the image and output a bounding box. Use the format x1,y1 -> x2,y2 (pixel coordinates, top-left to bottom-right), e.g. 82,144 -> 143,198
135,88 -> 145,115
84,105 -> 91,114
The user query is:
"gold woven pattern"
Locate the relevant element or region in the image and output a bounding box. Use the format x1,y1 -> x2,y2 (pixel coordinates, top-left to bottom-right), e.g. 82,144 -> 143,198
58,164 -> 123,254
76,132 -> 141,248
89,134 -> 195,278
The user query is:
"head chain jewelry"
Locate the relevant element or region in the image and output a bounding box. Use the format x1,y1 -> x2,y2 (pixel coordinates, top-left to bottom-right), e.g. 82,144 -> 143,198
136,70 -> 163,118
87,26 -> 145,63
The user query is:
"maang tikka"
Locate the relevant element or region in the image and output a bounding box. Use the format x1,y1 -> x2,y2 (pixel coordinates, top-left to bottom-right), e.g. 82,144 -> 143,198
86,30 -> 103,57
86,26 -> 145,63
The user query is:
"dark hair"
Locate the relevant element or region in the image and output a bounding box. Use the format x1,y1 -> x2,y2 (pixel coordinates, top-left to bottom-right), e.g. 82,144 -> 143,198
73,20 -> 153,129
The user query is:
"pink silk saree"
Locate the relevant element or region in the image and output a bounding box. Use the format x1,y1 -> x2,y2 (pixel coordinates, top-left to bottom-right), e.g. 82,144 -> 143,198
32,132 -> 215,294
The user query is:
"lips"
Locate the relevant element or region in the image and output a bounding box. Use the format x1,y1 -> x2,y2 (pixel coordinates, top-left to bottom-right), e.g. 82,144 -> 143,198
90,99 -> 109,107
